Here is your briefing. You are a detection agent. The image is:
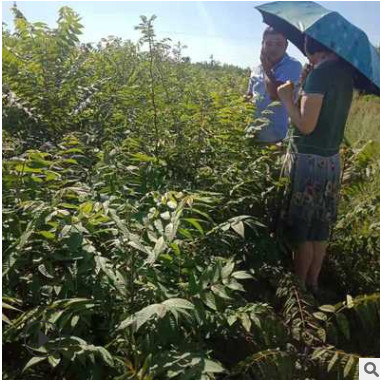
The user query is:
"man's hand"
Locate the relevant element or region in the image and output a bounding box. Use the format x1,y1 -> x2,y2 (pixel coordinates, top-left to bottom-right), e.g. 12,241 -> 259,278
260,49 -> 274,76
243,93 -> 253,102
277,81 -> 295,104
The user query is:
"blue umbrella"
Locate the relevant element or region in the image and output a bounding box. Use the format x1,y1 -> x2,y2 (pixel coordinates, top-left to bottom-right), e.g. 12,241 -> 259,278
255,1 -> 380,95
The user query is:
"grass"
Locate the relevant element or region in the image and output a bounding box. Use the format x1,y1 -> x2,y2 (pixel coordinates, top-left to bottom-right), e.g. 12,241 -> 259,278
345,93 -> 380,151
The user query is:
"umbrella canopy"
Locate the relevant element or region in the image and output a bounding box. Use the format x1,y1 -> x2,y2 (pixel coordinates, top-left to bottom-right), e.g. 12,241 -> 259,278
256,1 -> 380,95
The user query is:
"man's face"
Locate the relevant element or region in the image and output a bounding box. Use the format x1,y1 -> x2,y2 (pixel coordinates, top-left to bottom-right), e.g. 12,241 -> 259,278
262,33 -> 288,62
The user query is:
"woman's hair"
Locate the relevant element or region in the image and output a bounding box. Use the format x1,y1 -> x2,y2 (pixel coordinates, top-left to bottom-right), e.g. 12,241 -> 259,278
305,36 -> 332,55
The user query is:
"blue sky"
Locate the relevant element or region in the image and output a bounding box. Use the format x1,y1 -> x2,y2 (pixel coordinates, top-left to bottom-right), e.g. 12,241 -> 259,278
2,1 -> 380,68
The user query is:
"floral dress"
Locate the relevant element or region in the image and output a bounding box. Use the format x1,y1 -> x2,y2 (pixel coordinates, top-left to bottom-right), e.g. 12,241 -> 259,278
279,148 -> 341,244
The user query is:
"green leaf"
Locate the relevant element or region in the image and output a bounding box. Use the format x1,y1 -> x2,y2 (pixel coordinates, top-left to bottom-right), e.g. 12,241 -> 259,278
346,294 -> 354,309
201,292 -> 217,310
130,152 -> 157,163
108,209 -> 130,238
227,314 -> 238,326
2,302 -> 22,312
160,211 -> 171,220
80,202 -> 93,214
343,355 -> 355,378
17,221 -> 34,250
226,279 -> 245,292
327,351 -> 339,372
96,346 -> 114,367
63,158 -> 78,165
48,354 -> 61,368
65,231 -> 83,251
39,230 -> 55,239
15,165 -> 43,173
119,296 -> 193,331
133,304 -> 167,331
267,100 -> 282,108
38,264 -> 54,279
184,218 -> 204,235
231,271 -> 253,280
311,347 -> 327,360
147,236 -> 166,264
167,200 -> 177,209
203,359 -> 225,373
179,228 -> 192,239
128,241 -> 152,256
211,284 -> 231,300
60,148 -> 84,154
231,221 -> 244,238
162,298 -> 194,310
316,328 -> 326,343
45,171 -> 61,181
313,312 -> 327,321
60,203 -> 79,210
319,305 -> 336,313
22,356 -> 47,373
154,219 -> 164,234
221,260 -> 235,279
170,242 -> 180,256
94,256 -> 127,296
53,286 -> 62,296
240,313 -> 251,332
31,176 -> 43,183
165,222 -> 176,242
3,313 -> 12,325
71,315 -> 79,328
190,208 -> 213,222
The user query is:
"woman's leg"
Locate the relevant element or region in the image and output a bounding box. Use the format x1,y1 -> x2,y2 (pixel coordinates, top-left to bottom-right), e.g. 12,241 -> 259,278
294,242 -> 314,285
307,241 -> 327,286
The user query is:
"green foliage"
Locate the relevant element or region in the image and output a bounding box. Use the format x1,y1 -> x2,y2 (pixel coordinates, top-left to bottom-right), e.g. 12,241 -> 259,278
277,274 -> 325,346
345,93 -> 380,147
326,142 -> 380,294
314,293 -> 380,356
311,346 -> 360,380
2,5 -> 379,380
229,349 -> 294,380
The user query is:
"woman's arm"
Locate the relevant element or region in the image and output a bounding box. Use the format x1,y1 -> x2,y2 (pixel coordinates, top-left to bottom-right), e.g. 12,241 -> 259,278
277,81 -> 324,135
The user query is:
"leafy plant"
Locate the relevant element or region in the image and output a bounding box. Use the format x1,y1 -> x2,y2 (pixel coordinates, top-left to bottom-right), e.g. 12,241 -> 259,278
2,5 -> 379,380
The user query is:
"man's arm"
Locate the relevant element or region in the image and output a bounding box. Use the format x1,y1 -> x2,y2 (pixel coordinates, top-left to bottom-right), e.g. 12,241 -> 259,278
244,68 -> 259,101
247,74 -> 254,95
264,71 -> 284,100
244,76 -> 254,100
260,50 -> 284,101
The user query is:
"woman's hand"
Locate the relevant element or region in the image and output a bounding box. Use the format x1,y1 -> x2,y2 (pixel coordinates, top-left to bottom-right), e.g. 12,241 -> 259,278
277,81 -> 294,104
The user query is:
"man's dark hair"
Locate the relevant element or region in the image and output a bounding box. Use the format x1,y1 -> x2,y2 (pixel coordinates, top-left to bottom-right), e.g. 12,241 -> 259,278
305,36 -> 332,55
262,26 -> 286,41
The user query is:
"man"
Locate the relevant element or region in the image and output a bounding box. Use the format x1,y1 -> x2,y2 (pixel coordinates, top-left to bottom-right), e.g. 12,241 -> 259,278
245,27 -> 303,144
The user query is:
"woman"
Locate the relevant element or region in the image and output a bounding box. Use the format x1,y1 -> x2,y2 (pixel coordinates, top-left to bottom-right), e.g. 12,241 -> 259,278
276,35 -> 354,295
